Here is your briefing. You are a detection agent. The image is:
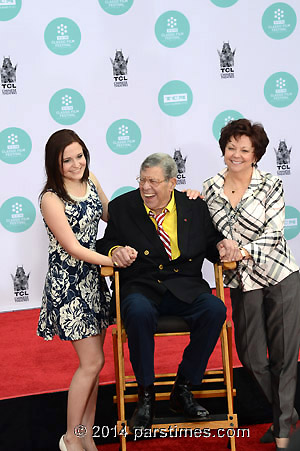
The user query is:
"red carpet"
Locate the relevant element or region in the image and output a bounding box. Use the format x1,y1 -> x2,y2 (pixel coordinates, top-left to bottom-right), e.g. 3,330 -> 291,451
0,289 -> 241,400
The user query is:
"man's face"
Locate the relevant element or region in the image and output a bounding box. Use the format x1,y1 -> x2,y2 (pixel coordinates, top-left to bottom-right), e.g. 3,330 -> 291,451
139,166 -> 176,214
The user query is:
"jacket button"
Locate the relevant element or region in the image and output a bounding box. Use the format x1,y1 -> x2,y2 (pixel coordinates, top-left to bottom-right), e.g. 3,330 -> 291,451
159,264 -> 163,270
144,250 -> 149,255
173,268 -> 179,272
188,258 -> 192,262
157,280 -> 161,283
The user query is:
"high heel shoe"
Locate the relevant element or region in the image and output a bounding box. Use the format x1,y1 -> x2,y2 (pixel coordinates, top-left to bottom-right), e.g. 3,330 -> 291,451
59,435 -> 67,451
260,425 -> 275,443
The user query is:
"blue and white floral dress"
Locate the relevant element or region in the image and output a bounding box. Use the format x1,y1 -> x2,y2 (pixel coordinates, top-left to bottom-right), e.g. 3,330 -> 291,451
37,179 -> 109,341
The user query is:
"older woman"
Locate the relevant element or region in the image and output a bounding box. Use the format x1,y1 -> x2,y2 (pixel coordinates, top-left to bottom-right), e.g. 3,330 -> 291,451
203,119 -> 300,451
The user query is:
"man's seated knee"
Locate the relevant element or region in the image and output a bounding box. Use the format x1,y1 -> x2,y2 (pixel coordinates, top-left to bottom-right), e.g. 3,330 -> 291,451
121,293 -> 157,325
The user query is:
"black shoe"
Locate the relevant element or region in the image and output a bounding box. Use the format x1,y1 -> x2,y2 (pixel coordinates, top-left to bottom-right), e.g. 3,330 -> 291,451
170,373 -> 209,419
129,384 -> 155,433
260,425 -> 275,443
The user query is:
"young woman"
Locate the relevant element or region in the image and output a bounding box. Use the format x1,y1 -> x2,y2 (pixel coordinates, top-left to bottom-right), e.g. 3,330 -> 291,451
37,129 -> 116,451
203,119 -> 300,451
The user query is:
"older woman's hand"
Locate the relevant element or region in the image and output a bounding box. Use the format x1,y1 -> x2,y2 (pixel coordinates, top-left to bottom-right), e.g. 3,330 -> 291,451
182,189 -> 204,200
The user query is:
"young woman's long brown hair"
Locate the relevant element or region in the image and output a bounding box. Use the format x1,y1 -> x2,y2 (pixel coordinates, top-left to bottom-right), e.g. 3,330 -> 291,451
40,129 -> 90,203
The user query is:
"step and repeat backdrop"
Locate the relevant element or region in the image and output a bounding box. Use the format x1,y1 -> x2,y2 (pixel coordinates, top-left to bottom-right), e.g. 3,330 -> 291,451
0,0 -> 299,312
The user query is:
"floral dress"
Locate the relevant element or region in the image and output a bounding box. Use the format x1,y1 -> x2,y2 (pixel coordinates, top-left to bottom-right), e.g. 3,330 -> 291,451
37,179 -> 109,341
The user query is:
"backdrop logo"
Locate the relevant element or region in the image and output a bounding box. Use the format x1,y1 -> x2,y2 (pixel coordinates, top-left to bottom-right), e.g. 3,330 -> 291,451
210,0 -> 239,7
110,49 -> 129,87
264,72 -> 298,107
158,80 -> 193,117
49,89 -> 85,125
11,265 -> 30,303
262,3 -> 297,39
1,56 -> 17,95
218,42 -> 235,79
98,0 -> 133,15
284,206 -> 300,240
106,119 -> 141,155
0,127 -> 32,164
155,11 -> 190,48
44,18 -> 81,55
173,149 -> 187,186
274,139 -> 291,175
212,110 -> 243,140
0,0 -> 21,21
111,186 -> 135,200
0,196 -> 36,233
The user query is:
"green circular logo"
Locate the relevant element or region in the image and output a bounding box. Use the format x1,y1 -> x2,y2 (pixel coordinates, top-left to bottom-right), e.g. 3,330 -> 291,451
155,11 -> 190,48
111,186 -> 135,200
0,196 -> 36,233
0,127 -> 32,164
264,72 -> 298,108
98,0 -> 133,15
262,3 -> 297,40
284,206 -> 300,240
212,110 -> 244,140
0,0 -> 21,21
44,18 -> 81,55
49,88 -> 85,125
158,80 -> 193,117
106,119 -> 141,155
210,0 -> 239,7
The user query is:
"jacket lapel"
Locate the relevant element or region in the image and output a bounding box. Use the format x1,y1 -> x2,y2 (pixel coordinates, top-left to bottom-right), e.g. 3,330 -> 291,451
175,190 -> 192,257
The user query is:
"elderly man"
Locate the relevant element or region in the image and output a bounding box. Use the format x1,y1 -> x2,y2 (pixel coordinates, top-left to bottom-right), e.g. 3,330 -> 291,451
97,153 -> 238,432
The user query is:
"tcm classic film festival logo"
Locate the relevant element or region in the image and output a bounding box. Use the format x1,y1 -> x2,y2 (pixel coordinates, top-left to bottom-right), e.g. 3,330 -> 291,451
0,127 -> 32,164
0,0 -> 21,21
44,18 -> 81,55
110,49 -> 129,87
262,3 -> 297,39
173,149 -> 187,186
11,265 -> 30,303
218,42 -> 235,79
1,56 -> 17,95
274,140 -> 291,176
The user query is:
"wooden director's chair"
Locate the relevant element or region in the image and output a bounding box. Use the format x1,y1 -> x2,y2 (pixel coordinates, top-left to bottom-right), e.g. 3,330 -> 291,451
101,262 -> 238,451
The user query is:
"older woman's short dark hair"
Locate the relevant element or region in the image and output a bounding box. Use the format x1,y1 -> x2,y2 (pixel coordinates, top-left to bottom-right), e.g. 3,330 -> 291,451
219,118 -> 269,162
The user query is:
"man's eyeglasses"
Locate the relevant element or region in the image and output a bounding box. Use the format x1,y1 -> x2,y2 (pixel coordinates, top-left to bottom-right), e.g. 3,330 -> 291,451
136,176 -> 167,187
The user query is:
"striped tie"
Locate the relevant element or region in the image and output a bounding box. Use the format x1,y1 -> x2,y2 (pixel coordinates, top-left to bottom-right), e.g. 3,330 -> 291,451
149,209 -> 172,260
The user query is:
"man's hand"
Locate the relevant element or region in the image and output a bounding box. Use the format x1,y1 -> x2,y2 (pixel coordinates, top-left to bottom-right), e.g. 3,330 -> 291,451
217,239 -> 243,262
111,245 -> 138,268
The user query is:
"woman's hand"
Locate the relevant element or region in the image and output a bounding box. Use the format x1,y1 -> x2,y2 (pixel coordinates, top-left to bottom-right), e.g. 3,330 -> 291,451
182,189 -> 203,200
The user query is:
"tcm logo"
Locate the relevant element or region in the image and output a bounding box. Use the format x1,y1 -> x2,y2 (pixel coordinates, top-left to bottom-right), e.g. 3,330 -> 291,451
110,49 -> 129,87
275,140 -> 291,175
173,148 -> 187,186
285,218 -> 297,228
11,265 -> 30,302
1,56 -> 17,94
218,42 -> 235,79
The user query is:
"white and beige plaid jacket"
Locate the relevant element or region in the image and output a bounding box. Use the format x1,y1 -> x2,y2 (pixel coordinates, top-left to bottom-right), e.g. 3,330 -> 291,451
203,167 -> 299,292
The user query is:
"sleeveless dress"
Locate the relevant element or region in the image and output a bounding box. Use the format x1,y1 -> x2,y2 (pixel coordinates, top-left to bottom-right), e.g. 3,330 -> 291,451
37,179 -> 109,341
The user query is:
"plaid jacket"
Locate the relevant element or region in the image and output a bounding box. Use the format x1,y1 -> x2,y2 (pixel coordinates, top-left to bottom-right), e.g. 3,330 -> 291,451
203,167 -> 299,292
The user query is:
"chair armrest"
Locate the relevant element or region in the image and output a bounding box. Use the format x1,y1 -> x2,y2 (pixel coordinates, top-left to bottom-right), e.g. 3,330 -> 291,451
221,261 -> 237,270
100,266 -> 115,277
